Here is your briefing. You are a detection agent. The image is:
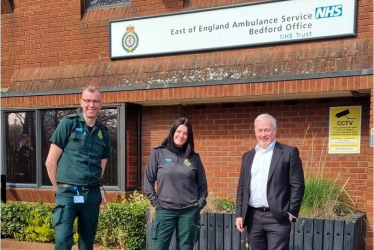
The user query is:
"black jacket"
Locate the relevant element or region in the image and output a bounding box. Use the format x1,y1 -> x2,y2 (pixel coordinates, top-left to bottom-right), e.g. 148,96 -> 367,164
236,142 -> 305,224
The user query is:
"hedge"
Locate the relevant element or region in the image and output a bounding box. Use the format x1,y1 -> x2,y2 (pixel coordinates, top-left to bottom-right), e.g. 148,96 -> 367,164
0,191 -> 150,250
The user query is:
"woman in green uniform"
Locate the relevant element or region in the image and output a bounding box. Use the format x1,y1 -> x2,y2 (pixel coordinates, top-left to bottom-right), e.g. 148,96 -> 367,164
145,117 -> 208,250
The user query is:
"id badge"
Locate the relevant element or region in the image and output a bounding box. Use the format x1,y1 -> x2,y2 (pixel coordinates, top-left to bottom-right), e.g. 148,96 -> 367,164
73,195 -> 84,203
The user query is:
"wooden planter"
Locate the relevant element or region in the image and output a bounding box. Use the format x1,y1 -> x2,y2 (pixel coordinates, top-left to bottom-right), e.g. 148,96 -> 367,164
146,212 -> 366,250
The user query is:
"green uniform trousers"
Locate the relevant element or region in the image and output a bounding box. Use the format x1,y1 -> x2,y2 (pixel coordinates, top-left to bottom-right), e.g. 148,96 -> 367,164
151,206 -> 201,250
52,186 -> 102,250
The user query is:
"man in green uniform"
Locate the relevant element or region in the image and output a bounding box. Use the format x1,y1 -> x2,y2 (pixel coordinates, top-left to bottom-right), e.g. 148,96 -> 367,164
45,85 -> 111,250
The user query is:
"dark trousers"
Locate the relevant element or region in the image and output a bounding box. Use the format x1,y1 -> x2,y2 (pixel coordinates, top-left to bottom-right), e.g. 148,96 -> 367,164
246,207 -> 291,250
151,206 -> 201,250
52,187 -> 102,250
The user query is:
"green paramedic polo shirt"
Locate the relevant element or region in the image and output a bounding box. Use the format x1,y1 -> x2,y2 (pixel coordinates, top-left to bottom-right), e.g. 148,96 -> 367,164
50,113 -> 111,186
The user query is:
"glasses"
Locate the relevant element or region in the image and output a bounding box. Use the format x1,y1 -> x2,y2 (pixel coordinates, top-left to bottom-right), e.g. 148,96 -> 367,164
81,99 -> 101,105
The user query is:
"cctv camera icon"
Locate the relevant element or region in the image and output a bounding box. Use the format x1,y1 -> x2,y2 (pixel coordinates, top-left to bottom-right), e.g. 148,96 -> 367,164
335,109 -> 355,119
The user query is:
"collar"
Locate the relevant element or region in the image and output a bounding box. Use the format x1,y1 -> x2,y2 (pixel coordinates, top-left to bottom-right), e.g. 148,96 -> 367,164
255,140 -> 277,153
78,112 -> 98,128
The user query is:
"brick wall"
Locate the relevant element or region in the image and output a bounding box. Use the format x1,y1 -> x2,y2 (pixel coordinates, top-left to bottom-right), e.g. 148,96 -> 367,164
1,0 -> 373,90
0,0 -> 185,89
142,97 -> 371,207
27,96 -> 364,205
1,0 -> 373,248
126,105 -> 140,190
3,80 -> 373,248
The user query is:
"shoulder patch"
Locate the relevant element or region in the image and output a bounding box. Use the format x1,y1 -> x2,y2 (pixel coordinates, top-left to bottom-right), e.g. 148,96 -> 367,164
66,114 -> 79,119
97,121 -> 108,131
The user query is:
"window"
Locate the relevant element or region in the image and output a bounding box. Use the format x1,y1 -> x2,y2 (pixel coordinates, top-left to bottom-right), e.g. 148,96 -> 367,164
3,107 -> 121,188
97,108 -> 118,186
85,0 -> 130,10
4,112 -> 36,184
40,109 -> 77,186
125,104 -> 141,190
39,108 -> 119,186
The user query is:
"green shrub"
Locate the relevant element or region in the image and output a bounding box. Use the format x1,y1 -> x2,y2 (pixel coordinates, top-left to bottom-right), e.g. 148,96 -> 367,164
0,184 -> 356,248
1,201 -> 55,242
1,202 -> 32,239
300,176 -> 355,219
203,176 -> 355,219
22,201 -> 55,242
1,192 -> 150,250
95,190 -> 151,250
202,196 -> 236,214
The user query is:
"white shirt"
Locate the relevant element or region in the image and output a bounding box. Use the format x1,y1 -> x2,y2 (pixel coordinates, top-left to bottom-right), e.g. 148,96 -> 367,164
248,140 -> 276,208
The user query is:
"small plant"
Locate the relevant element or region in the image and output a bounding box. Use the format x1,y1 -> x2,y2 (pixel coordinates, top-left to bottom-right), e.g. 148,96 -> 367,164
95,190 -> 151,250
298,127 -> 356,219
300,175 -> 355,219
202,195 -> 236,214
22,201 -> 55,242
1,202 -> 32,239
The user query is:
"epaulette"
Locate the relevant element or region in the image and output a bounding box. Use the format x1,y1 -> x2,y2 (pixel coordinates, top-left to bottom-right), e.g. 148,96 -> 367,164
153,145 -> 165,150
66,114 -> 79,119
97,121 -> 108,131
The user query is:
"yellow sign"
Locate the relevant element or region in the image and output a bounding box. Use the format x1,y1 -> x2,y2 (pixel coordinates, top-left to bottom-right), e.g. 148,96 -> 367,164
329,106 -> 361,154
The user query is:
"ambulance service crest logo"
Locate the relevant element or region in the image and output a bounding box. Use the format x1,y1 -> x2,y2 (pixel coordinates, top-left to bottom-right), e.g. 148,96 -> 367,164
98,130 -> 103,139
184,159 -> 191,167
122,25 -> 139,53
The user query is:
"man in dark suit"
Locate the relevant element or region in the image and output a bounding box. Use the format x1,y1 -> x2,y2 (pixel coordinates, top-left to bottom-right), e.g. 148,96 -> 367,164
235,114 -> 305,250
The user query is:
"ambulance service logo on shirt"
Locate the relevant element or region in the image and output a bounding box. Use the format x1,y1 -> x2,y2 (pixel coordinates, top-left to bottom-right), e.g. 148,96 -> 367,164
98,130 -> 103,139
184,159 -> 191,167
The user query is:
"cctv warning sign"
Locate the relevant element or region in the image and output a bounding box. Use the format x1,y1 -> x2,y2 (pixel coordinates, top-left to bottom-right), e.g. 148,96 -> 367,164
329,106 -> 361,154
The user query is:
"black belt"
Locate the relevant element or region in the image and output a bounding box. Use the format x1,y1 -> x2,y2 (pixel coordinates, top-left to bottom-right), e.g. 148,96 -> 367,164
57,183 -> 99,191
252,206 -> 270,212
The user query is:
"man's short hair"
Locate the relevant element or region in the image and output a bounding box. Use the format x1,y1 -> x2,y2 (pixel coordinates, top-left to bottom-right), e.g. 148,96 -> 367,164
82,85 -> 100,94
254,113 -> 277,129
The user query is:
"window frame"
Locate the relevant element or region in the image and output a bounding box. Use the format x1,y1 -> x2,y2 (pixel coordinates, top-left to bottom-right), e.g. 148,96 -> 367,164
84,0 -> 130,11
1,105 -> 126,191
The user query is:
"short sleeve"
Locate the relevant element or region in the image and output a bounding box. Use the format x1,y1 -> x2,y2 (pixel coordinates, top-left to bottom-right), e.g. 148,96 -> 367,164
49,118 -> 71,150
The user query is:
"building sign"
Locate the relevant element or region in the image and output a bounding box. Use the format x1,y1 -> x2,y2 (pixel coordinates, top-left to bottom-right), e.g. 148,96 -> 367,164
109,0 -> 357,59
329,106 -> 361,154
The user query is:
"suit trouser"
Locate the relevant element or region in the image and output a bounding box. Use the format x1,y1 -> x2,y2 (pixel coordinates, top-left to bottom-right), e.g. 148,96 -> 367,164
52,187 -> 102,250
151,206 -> 201,250
246,207 -> 291,250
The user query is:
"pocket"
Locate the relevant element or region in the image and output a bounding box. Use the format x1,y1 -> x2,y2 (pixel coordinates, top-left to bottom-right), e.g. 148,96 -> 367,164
93,137 -> 105,155
192,223 -> 201,244
94,137 -> 106,147
151,221 -> 160,240
68,132 -> 85,150
70,132 -> 84,140
52,205 -> 65,228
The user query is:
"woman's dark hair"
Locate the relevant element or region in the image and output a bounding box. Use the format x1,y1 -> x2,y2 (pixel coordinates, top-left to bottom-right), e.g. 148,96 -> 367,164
162,117 -> 195,158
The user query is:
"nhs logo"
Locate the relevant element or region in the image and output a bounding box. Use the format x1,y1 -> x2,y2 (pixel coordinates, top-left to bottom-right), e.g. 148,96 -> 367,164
315,5 -> 342,19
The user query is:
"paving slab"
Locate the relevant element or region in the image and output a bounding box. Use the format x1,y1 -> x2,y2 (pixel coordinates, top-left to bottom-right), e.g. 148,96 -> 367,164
1,239 -> 121,250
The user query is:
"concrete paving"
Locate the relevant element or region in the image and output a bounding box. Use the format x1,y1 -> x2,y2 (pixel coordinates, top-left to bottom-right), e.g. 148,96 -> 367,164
1,239 -> 121,250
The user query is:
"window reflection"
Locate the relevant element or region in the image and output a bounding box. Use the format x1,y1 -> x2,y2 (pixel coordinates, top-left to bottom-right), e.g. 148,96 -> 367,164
41,109 -> 77,186
5,107 -> 119,187
98,108 -> 118,186
85,0 -> 130,10
5,112 -> 36,184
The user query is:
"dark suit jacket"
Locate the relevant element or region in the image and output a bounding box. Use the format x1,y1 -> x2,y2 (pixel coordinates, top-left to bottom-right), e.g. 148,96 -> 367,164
235,142 -> 305,225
